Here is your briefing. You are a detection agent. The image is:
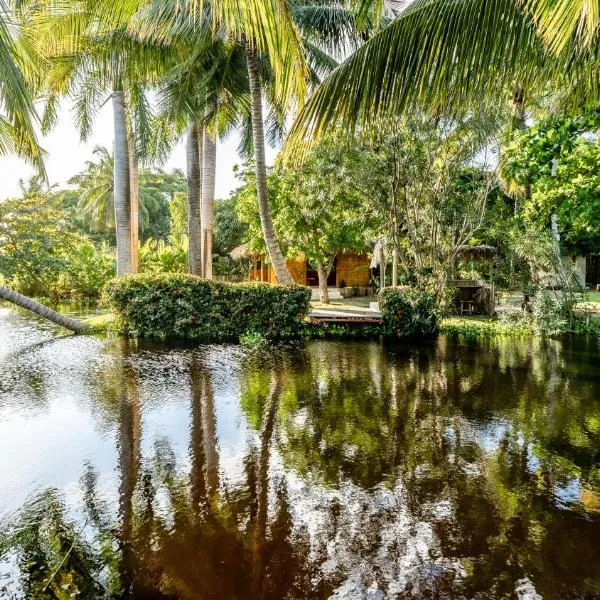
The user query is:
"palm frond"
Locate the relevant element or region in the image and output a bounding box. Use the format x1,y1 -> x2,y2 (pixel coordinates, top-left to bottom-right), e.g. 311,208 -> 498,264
522,0 -> 600,52
286,0 -> 588,152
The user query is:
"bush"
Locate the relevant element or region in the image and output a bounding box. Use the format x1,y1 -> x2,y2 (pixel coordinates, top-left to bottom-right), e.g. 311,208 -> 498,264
103,273 -> 311,342
379,287 -> 442,338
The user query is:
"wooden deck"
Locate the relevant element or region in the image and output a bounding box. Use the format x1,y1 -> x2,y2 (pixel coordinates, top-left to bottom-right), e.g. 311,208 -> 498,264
308,308 -> 383,325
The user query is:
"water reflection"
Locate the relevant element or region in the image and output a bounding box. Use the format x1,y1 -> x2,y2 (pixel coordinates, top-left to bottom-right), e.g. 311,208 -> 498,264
1,316 -> 600,598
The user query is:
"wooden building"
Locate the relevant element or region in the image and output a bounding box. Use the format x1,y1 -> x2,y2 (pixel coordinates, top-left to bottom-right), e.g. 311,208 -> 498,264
230,246 -> 371,289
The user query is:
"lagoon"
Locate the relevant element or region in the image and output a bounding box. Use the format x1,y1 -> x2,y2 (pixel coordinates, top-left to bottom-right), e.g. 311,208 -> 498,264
1,307 -> 600,598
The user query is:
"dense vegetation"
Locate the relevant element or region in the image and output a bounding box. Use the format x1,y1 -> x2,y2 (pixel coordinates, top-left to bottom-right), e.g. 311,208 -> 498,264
104,273 -> 311,341
0,0 -> 597,338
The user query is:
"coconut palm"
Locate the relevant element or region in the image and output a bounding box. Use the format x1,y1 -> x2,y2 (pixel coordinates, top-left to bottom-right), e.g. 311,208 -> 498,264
144,17 -> 250,277
121,0 -> 307,284
135,0 -> 361,283
0,0 -> 44,170
287,0 -> 600,147
33,0 -> 182,276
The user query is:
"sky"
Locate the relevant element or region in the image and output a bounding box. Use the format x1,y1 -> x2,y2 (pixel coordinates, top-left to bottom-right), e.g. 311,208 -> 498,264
0,100 -> 278,201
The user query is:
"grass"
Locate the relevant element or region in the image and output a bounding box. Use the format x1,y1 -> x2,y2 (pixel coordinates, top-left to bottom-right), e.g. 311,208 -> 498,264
440,316 -> 534,339
80,311 -> 116,333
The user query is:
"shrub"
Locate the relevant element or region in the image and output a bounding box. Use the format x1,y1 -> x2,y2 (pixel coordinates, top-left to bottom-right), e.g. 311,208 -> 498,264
379,287 -> 442,338
103,273 -> 311,342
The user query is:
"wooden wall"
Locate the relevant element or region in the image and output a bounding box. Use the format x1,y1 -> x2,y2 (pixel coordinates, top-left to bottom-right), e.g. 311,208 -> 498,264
248,251 -> 369,287
336,252 -> 371,287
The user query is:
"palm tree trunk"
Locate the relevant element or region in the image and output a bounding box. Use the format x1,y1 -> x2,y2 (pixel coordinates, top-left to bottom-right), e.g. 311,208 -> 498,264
201,124 -> 216,280
128,128 -> 139,273
186,122 -> 202,275
113,90 -> 133,277
252,370 -> 283,597
245,44 -> 294,285
0,285 -> 88,331
514,87 -> 532,203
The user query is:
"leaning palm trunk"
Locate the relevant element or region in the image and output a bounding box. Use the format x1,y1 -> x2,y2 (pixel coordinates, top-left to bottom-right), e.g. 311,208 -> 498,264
245,45 -> 294,285
201,126 -> 216,280
113,90 -> 133,277
186,122 -> 203,275
0,285 -> 88,332
128,128 -> 139,273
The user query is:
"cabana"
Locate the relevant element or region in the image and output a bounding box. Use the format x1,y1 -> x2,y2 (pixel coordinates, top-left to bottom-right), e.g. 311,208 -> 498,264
451,245 -> 497,316
230,245 -> 371,290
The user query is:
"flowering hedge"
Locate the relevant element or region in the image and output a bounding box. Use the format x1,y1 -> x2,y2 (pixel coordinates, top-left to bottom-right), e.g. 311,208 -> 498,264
379,287 -> 442,338
103,273 -> 311,341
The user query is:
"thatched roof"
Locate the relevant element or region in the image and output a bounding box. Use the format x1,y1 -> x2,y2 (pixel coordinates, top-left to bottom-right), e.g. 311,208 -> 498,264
456,244 -> 497,260
230,244 -> 254,261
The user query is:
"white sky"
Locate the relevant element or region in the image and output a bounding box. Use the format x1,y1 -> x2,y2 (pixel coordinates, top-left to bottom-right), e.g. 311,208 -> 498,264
0,100 -> 278,201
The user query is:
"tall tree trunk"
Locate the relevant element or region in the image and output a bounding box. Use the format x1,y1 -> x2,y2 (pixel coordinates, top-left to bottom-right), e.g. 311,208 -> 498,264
0,285 -> 88,331
186,122 -> 202,275
379,243 -> 386,289
201,125 -> 216,280
128,128 -> 139,273
245,44 -> 294,285
316,260 -> 331,304
514,87 -> 532,203
113,90 -> 133,277
392,247 -> 398,286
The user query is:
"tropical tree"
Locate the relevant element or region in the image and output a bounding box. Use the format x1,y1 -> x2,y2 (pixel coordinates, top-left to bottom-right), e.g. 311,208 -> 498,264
32,0 -> 182,276
70,146 -> 186,241
339,115 -> 499,296
133,0 -> 359,284
236,142 -> 372,302
502,110 -> 600,255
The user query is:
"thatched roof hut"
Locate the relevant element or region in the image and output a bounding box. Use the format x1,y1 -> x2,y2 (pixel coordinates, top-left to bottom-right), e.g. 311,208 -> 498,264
230,244 -> 254,261
456,244 -> 497,261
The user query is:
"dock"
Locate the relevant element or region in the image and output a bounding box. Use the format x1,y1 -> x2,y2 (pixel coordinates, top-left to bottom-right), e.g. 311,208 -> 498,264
308,308 -> 383,325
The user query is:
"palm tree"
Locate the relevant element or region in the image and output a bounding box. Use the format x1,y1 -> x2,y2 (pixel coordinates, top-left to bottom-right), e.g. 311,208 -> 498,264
70,145 -> 176,237
127,0 -> 308,284
287,0 -> 600,147
34,0 -> 182,276
137,0 -> 359,284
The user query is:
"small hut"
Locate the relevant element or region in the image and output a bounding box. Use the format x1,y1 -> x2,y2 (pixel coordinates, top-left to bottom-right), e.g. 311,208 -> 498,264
451,245 -> 497,315
230,245 -> 371,290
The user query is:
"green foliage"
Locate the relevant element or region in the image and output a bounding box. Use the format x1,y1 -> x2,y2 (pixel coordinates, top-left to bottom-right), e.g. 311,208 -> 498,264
103,273 -> 311,341
239,330 -> 269,348
139,236 -> 188,274
379,287 -> 443,338
440,318 -> 535,340
68,147 -> 186,242
333,116 -> 498,294
214,197 -> 247,256
502,110 -> 600,255
304,322 -> 382,339
0,194 -> 115,299
235,145 -> 372,273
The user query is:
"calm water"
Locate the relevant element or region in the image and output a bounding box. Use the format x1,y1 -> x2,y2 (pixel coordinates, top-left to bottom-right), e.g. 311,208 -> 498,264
1,308 -> 600,599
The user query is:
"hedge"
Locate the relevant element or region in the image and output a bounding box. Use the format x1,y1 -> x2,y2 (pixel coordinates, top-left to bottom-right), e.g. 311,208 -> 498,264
103,273 -> 311,341
379,287 -> 442,338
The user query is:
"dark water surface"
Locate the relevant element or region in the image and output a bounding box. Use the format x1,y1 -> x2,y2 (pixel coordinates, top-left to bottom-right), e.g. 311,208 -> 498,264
2,308 -> 600,599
